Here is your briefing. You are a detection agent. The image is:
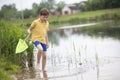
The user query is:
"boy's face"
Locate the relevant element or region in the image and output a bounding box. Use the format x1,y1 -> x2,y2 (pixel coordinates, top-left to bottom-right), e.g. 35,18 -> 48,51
40,15 -> 48,22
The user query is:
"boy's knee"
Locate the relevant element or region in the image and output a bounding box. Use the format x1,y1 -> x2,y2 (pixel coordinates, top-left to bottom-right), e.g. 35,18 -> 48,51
37,45 -> 43,51
38,48 -> 43,53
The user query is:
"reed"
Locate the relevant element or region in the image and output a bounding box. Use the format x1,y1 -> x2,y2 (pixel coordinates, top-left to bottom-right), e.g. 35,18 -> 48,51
73,42 -> 78,68
78,48 -> 82,65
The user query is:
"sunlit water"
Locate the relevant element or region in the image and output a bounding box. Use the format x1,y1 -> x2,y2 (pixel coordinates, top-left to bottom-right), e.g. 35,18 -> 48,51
17,23 -> 120,80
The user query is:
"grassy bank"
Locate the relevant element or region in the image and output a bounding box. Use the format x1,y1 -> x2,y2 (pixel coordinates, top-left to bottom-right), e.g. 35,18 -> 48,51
78,20 -> 120,39
48,8 -> 120,28
49,8 -> 120,21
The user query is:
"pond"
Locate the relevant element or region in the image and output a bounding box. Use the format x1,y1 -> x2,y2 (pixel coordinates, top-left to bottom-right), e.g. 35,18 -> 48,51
17,20 -> 120,80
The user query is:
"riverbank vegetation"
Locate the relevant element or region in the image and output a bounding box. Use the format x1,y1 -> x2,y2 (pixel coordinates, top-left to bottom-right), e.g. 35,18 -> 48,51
0,21 -> 33,80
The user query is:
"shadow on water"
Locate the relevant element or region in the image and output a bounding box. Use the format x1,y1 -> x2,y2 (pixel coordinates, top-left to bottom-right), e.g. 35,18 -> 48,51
17,20 -> 120,80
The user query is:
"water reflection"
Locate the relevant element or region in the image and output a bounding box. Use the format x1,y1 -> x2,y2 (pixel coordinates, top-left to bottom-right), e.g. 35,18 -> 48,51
48,20 -> 120,45
96,64 -> 99,80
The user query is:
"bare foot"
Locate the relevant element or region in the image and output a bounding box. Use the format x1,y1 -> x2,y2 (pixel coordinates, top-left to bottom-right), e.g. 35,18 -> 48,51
36,64 -> 40,70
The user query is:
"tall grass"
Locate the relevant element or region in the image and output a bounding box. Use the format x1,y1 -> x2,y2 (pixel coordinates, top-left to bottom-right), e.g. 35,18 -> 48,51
0,20 -> 34,79
0,20 -> 21,62
0,20 -> 33,65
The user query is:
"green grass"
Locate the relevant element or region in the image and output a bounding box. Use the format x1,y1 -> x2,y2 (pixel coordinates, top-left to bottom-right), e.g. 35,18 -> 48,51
0,58 -> 20,80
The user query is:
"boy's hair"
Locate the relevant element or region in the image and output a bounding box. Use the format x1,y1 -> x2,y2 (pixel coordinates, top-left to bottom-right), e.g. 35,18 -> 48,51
39,8 -> 49,16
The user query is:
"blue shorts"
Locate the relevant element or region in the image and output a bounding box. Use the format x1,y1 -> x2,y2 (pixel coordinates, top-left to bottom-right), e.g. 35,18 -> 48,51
34,41 -> 47,51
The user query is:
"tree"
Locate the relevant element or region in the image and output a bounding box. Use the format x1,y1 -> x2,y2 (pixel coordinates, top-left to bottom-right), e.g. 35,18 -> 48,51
87,0 -> 120,11
0,4 -> 17,20
32,3 -> 38,17
37,0 -> 56,13
56,1 -> 66,12
47,0 -> 56,11
23,9 -> 33,19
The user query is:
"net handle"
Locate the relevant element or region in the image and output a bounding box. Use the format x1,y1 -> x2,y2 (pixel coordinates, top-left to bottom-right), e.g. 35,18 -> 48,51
24,33 -> 30,41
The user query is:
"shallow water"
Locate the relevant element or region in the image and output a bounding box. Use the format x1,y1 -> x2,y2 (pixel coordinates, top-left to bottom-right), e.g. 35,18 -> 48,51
17,22 -> 120,80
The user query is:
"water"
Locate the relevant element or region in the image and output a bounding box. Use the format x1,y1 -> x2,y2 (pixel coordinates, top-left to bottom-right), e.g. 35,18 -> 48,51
17,21 -> 120,80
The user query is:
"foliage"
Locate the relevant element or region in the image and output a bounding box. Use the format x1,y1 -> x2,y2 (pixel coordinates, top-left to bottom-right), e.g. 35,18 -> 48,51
23,9 -> 33,18
86,0 -> 120,11
0,0 -> 62,20
32,3 -> 39,17
0,4 -> 18,20
56,1 -> 66,12
0,58 -> 20,80
0,69 -> 13,80
0,20 -> 34,68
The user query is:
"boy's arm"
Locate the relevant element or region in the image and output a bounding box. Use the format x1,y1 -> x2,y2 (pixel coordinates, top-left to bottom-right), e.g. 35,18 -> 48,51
46,33 -> 49,48
27,26 -> 33,34
27,21 -> 35,34
46,22 -> 49,48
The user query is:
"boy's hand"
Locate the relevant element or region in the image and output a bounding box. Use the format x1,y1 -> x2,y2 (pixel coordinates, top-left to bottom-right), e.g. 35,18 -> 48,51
46,43 -> 49,48
27,29 -> 31,34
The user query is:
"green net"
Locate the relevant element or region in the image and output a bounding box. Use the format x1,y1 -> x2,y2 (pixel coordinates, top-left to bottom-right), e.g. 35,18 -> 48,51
15,39 -> 28,54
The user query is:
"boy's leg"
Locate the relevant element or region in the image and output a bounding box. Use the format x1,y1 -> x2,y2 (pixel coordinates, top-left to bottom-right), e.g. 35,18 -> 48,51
36,44 -> 43,69
42,52 -> 46,71
43,71 -> 48,79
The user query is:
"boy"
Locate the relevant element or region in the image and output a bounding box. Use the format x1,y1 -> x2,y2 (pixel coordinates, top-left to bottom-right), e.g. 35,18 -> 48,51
27,8 -> 49,71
